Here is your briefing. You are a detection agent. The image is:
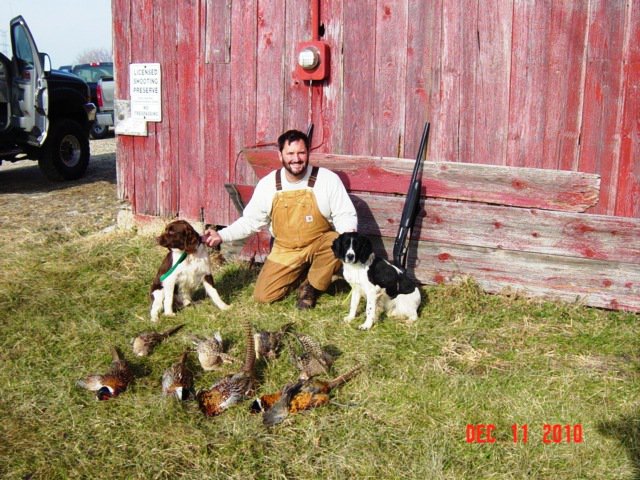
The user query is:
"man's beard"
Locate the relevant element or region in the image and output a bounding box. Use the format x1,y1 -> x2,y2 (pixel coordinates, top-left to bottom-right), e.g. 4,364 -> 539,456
283,160 -> 308,179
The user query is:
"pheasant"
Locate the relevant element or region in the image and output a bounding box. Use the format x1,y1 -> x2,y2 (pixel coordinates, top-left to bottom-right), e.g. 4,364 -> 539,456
197,321 -> 257,416
76,346 -> 134,400
289,332 -> 334,380
132,324 -> 184,357
254,322 -> 294,361
257,364 -> 363,426
188,331 -> 237,371
162,350 -> 194,401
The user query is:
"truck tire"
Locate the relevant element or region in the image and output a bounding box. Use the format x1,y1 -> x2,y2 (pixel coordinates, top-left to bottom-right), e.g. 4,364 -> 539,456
38,119 -> 90,180
90,121 -> 109,139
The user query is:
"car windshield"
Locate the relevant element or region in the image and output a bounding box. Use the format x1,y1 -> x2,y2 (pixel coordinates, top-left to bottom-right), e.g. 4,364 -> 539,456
72,63 -> 113,83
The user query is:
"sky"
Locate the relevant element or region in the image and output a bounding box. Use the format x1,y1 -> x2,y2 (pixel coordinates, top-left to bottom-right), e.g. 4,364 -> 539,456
0,0 -> 112,67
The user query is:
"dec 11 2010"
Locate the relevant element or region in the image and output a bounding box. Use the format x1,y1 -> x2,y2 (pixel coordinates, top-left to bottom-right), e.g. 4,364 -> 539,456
466,423 -> 584,444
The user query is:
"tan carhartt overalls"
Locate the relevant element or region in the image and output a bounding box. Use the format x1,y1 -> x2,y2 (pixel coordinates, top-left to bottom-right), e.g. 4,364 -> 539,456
253,166 -> 341,303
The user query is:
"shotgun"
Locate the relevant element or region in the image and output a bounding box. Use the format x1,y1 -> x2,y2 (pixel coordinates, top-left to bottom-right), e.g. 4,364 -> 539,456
306,123 -> 314,151
393,122 -> 430,269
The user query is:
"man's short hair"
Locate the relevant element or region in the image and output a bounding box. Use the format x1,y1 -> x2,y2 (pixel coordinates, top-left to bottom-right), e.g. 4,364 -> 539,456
278,130 -> 309,152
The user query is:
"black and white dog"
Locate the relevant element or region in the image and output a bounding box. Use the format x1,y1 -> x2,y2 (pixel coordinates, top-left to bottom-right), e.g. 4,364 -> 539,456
331,232 -> 421,330
150,220 -> 230,322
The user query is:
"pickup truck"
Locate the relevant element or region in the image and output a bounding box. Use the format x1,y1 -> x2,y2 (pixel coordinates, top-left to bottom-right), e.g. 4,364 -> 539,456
68,62 -> 113,139
0,16 -> 96,180
94,75 -> 114,138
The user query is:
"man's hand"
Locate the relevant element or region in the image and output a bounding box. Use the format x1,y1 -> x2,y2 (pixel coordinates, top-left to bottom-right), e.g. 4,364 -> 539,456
202,228 -> 223,247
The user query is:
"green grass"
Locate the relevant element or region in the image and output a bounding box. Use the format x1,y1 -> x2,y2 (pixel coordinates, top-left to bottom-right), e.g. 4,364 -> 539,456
0,227 -> 639,479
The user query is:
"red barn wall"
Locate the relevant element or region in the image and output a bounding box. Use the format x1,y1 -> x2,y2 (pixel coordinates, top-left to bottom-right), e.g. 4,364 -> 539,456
112,0 -> 640,224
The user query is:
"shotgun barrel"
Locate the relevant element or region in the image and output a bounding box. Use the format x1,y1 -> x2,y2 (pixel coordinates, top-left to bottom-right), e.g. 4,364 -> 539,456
393,122 -> 430,269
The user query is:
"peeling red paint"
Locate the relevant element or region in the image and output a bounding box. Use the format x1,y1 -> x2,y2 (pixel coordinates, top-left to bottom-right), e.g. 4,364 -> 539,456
438,253 -> 451,261
493,221 -> 503,229
511,179 -> 527,190
602,279 -> 613,287
624,282 -> 633,289
531,232 -> 540,238
575,223 -> 595,234
434,274 -> 445,284
581,247 -> 597,258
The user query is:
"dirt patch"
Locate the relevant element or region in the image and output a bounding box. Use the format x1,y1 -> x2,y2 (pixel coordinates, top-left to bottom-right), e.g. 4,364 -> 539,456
0,137 -> 123,247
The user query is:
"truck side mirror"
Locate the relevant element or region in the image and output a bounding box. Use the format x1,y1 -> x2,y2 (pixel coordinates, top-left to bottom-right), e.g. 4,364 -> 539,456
39,52 -> 51,73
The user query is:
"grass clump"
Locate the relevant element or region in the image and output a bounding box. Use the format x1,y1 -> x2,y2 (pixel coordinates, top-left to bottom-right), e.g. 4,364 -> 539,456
0,223 -> 639,479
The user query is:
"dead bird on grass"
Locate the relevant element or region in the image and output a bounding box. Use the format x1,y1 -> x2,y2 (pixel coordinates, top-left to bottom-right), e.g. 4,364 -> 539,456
289,332 -> 334,380
132,324 -> 185,357
162,350 -> 194,401
254,322 -> 294,361
188,331 -> 237,371
251,364 -> 363,426
196,321 -> 257,416
76,346 -> 134,400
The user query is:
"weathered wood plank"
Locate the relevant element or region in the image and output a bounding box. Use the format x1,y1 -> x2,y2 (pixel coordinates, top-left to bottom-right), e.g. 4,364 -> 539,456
256,0 -> 285,146
404,0 -> 439,157
508,0 -> 549,168
435,0 -> 466,162
354,194 -> 640,264
132,0 -> 157,216
388,238 -> 640,313
374,1 -> 407,157
202,62 -> 231,223
579,1 -> 627,215
241,149 -> 601,212
321,0 -> 344,154
544,3 -> 587,172
616,2 -> 640,217
231,185 -> 640,264
229,0 -> 258,188
341,0 -> 376,155
112,0 -> 134,204
205,0 -> 231,64
474,0 -> 512,166
155,0 -> 179,217
176,0 -> 203,220
283,0 -> 311,134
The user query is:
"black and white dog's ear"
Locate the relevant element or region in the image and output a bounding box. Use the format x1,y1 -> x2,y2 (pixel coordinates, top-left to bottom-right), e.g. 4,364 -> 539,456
355,235 -> 373,263
331,236 -> 342,258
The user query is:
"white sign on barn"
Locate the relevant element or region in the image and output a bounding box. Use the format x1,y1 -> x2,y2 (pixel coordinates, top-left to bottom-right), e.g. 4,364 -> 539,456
129,63 -> 162,122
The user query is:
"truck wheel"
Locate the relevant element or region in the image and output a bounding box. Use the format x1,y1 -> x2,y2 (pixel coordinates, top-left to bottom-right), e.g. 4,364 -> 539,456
38,119 -> 90,180
90,122 -> 109,139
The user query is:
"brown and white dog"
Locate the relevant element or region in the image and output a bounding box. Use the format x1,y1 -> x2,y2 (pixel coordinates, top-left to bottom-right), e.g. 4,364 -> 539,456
150,220 -> 230,322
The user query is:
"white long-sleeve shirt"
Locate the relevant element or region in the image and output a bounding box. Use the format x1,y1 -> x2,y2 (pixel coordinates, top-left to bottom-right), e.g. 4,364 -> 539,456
219,166 -> 358,242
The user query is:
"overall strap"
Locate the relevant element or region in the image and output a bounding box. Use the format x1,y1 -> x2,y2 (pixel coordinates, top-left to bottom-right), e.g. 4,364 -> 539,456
307,166 -> 320,188
275,169 -> 282,191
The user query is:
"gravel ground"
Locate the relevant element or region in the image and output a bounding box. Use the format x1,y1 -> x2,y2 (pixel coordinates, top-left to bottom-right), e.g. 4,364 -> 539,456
0,137 -> 123,247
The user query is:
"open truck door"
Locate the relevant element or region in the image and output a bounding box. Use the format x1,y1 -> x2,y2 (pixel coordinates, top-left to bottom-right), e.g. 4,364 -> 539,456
10,15 -> 49,146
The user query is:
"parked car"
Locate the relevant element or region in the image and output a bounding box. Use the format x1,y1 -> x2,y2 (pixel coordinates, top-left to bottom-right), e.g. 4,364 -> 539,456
68,62 -> 113,139
0,16 -> 96,180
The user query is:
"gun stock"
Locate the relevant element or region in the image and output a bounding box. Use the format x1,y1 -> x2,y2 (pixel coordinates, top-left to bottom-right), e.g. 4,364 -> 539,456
393,122 -> 430,269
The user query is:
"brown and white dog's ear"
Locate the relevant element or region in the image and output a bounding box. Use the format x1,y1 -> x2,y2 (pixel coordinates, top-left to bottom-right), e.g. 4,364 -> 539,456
183,224 -> 200,253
